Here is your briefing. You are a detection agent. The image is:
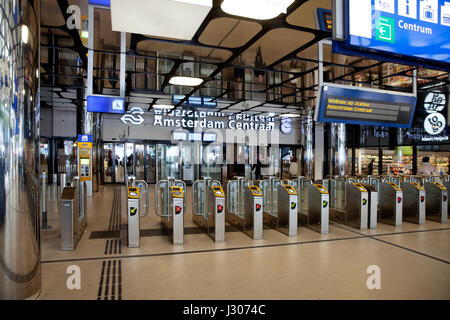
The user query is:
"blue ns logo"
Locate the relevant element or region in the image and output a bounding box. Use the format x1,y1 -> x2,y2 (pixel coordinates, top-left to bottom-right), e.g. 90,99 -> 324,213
120,107 -> 145,125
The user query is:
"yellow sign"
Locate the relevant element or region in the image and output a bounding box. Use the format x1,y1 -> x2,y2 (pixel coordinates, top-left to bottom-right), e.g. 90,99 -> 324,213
248,186 -> 262,196
411,182 -> 424,190
171,186 -> 184,198
212,186 -> 225,198
433,182 -> 447,191
388,182 -> 402,191
353,183 -> 368,192
127,187 -> 140,199
283,185 -> 298,195
314,184 -> 328,194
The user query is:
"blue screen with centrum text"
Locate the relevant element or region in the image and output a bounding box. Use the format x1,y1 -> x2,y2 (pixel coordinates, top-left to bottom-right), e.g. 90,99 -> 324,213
346,0 -> 450,64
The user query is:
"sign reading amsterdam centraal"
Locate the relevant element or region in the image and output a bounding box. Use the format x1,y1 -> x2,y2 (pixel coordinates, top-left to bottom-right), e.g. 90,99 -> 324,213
120,107 -> 276,131
316,83 -> 417,128
152,108 -> 275,131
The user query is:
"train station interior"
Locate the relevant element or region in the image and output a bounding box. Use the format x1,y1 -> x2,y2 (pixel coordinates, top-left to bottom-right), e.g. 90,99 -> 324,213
1,0 -> 449,301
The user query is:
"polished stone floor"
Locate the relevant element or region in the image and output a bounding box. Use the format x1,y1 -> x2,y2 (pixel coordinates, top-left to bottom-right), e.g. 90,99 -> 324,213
38,185 -> 450,300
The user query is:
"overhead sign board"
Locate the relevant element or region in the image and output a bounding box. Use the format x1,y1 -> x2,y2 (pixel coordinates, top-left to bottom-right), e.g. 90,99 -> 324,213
87,95 -> 125,114
316,83 -> 417,127
89,0 -> 110,6
333,0 -> 450,70
172,95 -> 217,108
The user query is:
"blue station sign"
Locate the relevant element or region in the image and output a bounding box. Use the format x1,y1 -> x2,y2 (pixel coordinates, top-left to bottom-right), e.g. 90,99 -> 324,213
334,0 -> 450,70
87,95 -> 125,114
78,134 -> 93,143
316,83 -> 417,128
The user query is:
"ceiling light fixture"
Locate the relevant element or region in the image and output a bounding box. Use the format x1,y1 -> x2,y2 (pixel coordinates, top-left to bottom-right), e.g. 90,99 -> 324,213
21,25 -> 29,44
221,0 -> 295,20
280,113 -> 300,118
153,104 -> 175,110
169,76 -> 204,86
110,0 -> 212,40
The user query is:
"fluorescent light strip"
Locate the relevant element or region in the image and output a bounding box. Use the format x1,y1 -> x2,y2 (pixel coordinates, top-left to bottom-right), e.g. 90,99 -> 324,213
153,104 -> 175,110
22,25 -> 29,44
221,0 -> 295,20
169,76 -> 204,86
280,114 -> 300,118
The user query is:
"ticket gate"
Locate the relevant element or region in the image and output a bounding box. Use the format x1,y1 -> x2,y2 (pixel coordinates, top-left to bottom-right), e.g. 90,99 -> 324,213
378,182 -> 403,226
401,182 -> 426,225
288,177 -> 329,234
155,177 -> 186,245
442,176 -> 450,216
329,181 -> 369,230
424,181 -> 448,224
192,177 -> 226,242
226,177 -> 263,240
60,178 -> 87,250
359,182 -> 378,229
126,177 -> 149,247
258,177 -> 298,237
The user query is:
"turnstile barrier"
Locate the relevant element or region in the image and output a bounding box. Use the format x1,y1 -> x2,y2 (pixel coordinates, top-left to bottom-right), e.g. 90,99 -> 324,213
288,178 -> 329,234
401,182 -> 426,225
192,177 -> 225,242
225,177 -> 263,240
424,181 -> 448,224
155,177 -> 186,245
60,178 -> 87,250
379,182 -> 403,226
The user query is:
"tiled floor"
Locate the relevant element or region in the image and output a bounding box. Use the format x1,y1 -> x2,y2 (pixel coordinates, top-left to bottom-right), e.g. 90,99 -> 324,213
38,185 -> 450,300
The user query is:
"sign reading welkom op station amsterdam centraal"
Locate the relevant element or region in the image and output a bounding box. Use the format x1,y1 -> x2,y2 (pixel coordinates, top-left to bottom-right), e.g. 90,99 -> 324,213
334,0 -> 450,70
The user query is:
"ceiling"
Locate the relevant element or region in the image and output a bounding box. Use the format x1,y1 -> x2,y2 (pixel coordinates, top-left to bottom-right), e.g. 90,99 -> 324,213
40,0 -> 450,119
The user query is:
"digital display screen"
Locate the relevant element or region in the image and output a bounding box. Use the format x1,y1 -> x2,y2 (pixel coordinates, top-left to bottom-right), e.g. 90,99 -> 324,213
189,132 -> 202,141
203,133 -> 217,142
336,0 -> 450,70
172,131 -> 187,141
316,83 -> 417,127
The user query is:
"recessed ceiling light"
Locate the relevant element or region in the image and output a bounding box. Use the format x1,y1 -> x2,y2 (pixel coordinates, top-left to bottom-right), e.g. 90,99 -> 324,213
21,25 -> 29,44
280,113 -> 300,118
221,0 -> 295,20
169,76 -> 204,86
153,104 -> 175,110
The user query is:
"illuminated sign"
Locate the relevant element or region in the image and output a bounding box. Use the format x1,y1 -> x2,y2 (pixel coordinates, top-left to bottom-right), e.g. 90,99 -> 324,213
153,109 -> 275,131
333,0 -> 450,70
120,107 -> 145,125
316,83 -> 417,127
316,8 -> 332,32
87,95 -> 125,114
172,95 -> 217,108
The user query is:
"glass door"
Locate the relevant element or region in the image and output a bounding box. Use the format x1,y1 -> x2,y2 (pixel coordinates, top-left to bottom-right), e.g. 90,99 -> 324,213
145,145 -> 156,183
157,144 -> 180,181
114,144 -> 125,183
201,144 -> 222,182
125,143 -> 135,181
103,143 -> 114,183
135,144 -> 145,180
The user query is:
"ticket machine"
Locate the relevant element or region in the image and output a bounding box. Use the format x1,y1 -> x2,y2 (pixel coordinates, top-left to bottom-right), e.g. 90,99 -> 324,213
127,187 -> 140,248
77,134 -> 93,197
276,184 -> 298,237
